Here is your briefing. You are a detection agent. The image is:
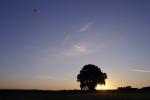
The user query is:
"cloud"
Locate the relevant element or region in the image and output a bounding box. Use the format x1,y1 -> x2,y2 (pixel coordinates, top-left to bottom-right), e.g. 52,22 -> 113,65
65,35 -> 71,40
62,44 -> 89,56
63,22 -> 94,42
132,69 -> 150,73
39,75 -> 55,79
79,22 -> 94,32
73,44 -> 88,53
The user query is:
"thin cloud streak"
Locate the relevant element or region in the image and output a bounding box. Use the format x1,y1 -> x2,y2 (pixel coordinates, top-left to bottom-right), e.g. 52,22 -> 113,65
39,75 -> 55,79
132,69 -> 150,73
65,35 -> 71,40
79,22 -> 94,32
62,44 -> 89,56
64,22 -> 93,42
39,76 -> 69,81
73,44 -> 88,53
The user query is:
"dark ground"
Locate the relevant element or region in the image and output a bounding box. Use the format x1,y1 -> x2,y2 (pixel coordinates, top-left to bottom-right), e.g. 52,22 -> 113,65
0,89 -> 150,100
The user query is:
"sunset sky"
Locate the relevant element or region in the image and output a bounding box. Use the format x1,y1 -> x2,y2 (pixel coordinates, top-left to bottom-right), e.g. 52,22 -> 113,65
0,0 -> 150,90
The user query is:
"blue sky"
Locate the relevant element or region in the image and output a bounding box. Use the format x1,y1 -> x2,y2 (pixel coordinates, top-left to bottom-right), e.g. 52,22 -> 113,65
0,0 -> 150,90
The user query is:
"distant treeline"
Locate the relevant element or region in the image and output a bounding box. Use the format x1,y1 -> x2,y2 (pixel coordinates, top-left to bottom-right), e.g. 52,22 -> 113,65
0,86 -> 150,93
117,86 -> 150,92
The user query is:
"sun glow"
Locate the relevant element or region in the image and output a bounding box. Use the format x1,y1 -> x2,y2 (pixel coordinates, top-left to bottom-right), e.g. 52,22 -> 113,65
96,80 -> 115,90
96,85 -> 109,90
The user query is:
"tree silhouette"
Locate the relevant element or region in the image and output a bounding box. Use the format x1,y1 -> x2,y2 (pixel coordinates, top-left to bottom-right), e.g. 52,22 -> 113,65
77,64 -> 107,92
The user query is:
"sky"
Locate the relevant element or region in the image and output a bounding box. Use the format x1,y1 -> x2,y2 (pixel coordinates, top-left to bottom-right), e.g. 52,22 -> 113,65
0,0 -> 150,90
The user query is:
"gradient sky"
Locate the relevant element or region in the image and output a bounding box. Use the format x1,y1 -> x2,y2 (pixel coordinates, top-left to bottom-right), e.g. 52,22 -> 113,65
0,0 -> 150,90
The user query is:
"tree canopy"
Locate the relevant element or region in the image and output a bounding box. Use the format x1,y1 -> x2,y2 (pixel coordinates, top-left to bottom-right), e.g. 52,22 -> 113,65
77,64 -> 107,91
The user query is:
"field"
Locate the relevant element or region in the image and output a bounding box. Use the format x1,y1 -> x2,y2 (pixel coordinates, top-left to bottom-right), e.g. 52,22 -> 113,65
0,90 -> 150,100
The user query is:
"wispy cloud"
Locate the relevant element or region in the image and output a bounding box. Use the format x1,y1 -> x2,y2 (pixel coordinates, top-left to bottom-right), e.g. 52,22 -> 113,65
65,35 -> 71,41
73,44 -> 88,53
132,69 -> 150,73
63,44 -> 89,56
79,22 -> 94,32
63,22 -> 94,42
39,75 -> 55,79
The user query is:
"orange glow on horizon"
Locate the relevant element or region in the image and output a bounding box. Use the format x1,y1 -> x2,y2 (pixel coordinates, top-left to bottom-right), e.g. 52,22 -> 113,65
96,84 -> 115,90
96,85 -> 109,90
96,80 -> 115,90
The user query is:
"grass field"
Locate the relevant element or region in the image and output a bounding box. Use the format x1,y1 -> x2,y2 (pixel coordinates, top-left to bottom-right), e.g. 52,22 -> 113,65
0,90 -> 150,100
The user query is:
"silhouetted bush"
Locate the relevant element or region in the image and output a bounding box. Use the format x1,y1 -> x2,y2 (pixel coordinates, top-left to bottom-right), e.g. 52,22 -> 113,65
117,86 -> 138,92
141,86 -> 150,92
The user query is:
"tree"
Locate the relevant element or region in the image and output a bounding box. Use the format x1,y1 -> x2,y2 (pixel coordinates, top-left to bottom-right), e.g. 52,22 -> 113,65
77,64 -> 107,92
